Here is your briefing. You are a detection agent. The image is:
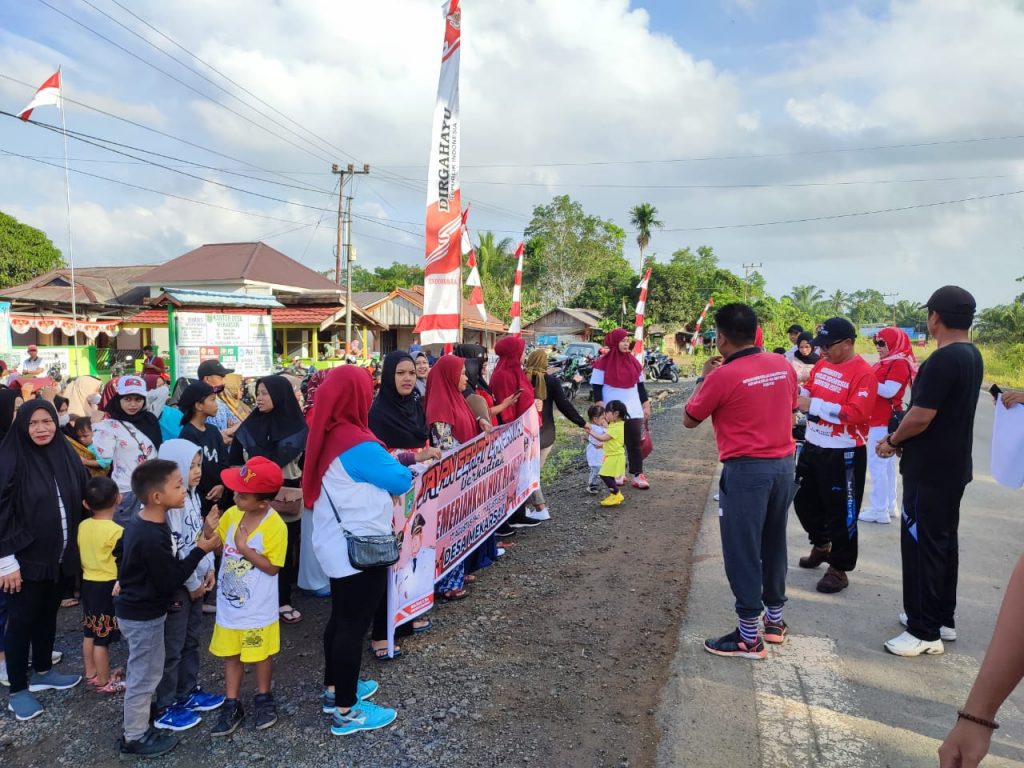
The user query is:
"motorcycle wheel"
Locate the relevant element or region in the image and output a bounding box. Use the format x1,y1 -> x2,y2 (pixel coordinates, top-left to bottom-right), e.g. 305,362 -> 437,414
670,370 -> 679,383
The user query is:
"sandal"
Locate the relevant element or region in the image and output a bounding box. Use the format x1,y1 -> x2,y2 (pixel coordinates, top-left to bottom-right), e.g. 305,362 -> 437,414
441,588 -> 469,601
412,618 -> 433,634
370,644 -> 401,661
279,606 -> 303,624
60,598 -> 79,609
464,574 -> 477,584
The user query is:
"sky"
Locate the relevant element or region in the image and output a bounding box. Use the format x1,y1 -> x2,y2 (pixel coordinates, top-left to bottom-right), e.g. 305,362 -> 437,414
1,0 -> 1023,309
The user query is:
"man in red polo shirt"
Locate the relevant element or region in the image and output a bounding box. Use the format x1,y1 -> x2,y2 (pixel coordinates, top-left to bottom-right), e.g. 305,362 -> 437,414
794,317 -> 876,594
684,303 -> 798,659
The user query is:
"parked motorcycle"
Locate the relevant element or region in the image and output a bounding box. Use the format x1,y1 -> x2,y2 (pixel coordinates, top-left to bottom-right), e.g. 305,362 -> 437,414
644,350 -> 680,383
551,354 -> 594,401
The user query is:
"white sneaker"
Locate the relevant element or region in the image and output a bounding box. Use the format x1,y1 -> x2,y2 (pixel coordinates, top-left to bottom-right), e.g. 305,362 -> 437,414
496,547 -> 506,558
899,612 -> 956,641
526,507 -> 551,522
858,509 -> 890,524
51,651 -> 63,665
884,631 -> 944,656
0,659 -> 9,687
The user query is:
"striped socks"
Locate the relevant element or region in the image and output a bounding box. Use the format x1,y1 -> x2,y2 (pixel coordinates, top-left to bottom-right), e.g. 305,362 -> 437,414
765,605 -> 784,624
738,616 -> 760,645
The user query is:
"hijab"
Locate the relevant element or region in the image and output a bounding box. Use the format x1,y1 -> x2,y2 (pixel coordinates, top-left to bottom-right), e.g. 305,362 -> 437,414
0,389 -> 20,440
424,355 -> 480,444
593,328 -> 643,388
302,369 -> 329,417
302,366 -> 383,507
793,332 -> 820,365
99,378 -> 119,411
413,351 -> 429,398
525,350 -> 550,401
489,336 -> 534,421
455,343 -> 490,396
63,375 -> 102,420
236,374 -> 308,467
104,391 -> 164,449
875,327 -> 918,376
369,351 -> 430,450
220,372 -> 252,422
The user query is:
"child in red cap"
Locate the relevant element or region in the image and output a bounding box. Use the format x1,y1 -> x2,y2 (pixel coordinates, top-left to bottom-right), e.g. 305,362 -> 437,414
201,456 -> 287,736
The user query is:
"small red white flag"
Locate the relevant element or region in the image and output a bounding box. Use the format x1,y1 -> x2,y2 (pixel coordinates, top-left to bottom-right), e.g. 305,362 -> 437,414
461,207 -> 487,321
18,70 -> 62,121
508,242 -> 525,336
632,268 -> 652,361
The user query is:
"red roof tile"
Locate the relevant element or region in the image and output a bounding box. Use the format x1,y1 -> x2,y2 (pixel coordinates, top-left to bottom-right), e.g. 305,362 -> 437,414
270,307 -> 339,325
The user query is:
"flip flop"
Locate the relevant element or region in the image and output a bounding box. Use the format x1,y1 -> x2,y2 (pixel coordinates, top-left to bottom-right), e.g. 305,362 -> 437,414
60,598 -> 79,609
279,607 -> 303,624
412,619 -> 433,634
440,588 -> 469,601
370,645 -> 401,661
464,574 -> 477,584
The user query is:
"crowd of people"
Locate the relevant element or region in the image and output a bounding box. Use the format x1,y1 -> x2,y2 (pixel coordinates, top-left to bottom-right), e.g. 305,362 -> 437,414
0,328 -> 662,758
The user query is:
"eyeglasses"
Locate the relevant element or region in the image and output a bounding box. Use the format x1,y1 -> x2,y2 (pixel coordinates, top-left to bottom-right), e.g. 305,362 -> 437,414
822,339 -> 848,350
874,340 -> 887,347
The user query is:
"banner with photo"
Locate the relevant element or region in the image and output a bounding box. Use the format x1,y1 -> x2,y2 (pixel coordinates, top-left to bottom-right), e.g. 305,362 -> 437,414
387,408 -> 541,654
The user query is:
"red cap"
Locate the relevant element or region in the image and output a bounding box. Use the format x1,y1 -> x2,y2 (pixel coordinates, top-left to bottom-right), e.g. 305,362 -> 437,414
221,457 -> 284,494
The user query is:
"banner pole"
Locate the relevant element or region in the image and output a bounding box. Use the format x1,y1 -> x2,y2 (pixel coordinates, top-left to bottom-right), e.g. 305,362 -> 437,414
58,66 -> 80,378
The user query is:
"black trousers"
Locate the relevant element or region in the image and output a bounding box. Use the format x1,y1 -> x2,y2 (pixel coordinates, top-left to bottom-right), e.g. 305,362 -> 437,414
624,417 -> 644,476
323,568 -> 387,708
278,519 -> 300,607
901,480 -> 965,642
794,444 -> 866,572
4,577 -> 62,693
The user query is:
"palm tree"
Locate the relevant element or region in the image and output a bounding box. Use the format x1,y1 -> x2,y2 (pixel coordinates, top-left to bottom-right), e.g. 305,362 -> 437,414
828,290 -> 847,315
784,284 -> 827,317
629,203 -> 663,272
475,231 -> 516,283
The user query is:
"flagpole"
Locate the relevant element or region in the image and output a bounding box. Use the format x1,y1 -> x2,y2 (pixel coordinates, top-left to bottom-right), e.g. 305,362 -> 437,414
57,66 -> 80,378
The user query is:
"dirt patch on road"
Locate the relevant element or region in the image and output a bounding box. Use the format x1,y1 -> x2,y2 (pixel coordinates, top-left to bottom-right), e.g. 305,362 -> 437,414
0,387 -> 718,768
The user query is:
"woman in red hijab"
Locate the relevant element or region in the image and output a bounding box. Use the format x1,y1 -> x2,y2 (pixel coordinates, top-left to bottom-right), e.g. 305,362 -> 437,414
861,327 -> 917,524
591,328 -> 651,489
305,366 -> 412,735
489,336 -> 535,425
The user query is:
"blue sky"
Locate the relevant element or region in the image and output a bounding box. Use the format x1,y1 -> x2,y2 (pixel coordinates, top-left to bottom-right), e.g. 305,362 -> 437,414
1,0 -> 1022,308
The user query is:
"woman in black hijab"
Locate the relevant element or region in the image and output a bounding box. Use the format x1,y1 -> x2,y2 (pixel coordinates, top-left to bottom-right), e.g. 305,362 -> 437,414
0,400 -> 88,720
369,352 -> 431,452
230,374 -> 308,624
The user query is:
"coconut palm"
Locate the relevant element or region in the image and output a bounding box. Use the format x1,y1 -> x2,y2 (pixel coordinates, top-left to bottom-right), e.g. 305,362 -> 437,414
629,203 -> 663,272
828,290 -> 848,315
784,284 -> 828,317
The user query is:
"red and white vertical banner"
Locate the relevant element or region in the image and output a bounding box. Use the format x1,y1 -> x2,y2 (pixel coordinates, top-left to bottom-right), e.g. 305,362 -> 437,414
461,207 -> 487,321
632,268 -> 651,361
508,242 -> 524,336
415,0 -> 463,346
17,70 -> 61,120
689,297 -> 714,355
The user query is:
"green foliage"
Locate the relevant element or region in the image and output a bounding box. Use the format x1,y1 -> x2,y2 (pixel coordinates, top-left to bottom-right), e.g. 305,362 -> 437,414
976,303 -> 1024,344
0,211 -> 65,288
783,284 -> 827,317
643,246 -> 743,329
344,261 -> 424,292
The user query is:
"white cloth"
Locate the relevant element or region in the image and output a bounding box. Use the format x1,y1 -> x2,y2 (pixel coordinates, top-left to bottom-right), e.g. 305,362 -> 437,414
865,425 -> 899,516
586,424 -> 606,468
992,396 -> 1024,489
590,368 -> 645,419
297,513 -> 329,592
216,508 -> 285,630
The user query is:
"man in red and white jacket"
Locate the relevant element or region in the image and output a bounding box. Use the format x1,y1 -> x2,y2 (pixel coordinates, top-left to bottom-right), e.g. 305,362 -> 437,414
794,318 -> 876,594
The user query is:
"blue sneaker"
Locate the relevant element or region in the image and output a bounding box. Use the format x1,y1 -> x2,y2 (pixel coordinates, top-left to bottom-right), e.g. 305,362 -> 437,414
321,680 -> 379,714
330,700 -> 397,736
153,705 -> 202,731
7,690 -> 44,721
179,688 -> 225,712
28,669 -> 81,692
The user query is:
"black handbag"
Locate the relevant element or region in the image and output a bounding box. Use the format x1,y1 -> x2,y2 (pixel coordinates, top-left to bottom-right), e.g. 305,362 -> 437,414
322,488 -> 399,570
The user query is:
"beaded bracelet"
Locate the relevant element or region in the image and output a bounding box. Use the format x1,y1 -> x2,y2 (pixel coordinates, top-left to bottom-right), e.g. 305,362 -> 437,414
957,710 -> 1000,730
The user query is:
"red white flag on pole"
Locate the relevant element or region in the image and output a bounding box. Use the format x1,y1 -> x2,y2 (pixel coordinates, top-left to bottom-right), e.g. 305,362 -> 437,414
508,242 -> 525,336
461,207 -> 487,321
632,268 -> 652,361
415,0 -> 463,346
689,297 -> 715,355
18,70 -> 61,121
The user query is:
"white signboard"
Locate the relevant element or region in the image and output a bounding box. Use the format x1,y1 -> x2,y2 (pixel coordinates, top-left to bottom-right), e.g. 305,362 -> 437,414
173,312 -> 273,379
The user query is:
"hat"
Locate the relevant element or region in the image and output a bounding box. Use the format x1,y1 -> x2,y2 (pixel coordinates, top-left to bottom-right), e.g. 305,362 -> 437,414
786,324 -> 804,334
116,375 -> 148,397
920,285 -> 976,317
27,344 -> 38,352
220,457 -> 284,495
811,318 -> 857,348
176,381 -> 223,425
197,359 -> 234,378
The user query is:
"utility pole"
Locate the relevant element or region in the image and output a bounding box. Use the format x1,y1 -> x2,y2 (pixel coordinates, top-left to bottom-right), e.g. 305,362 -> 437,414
742,263 -> 763,303
331,163 -> 370,355
883,291 -> 899,326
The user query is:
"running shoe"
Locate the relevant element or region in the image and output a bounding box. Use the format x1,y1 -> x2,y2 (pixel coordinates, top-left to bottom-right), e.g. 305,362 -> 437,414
600,492 -> 624,507
331,700 -> 397,736
28,668 -> 81,692
526,507 -> 551,521
631,473 -> 650,489
7,690 -> 44,721
899,612 -> 956,642
884,631 -> 944,657
119,728 -> 178,758
153,705 -> 201,731
703,629 -> 767,660
210,699 -> 244,737
763,619 -> 788,645
321,680 -> 379,713
180,687 -> 226,712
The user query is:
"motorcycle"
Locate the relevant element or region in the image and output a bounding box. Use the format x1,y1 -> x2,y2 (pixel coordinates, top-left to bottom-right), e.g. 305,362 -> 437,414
644,350 -> 680,383
553,354 -> 593,401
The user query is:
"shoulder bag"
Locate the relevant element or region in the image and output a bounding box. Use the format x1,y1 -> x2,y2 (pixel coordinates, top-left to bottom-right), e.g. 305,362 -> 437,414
322,487 -> 399,569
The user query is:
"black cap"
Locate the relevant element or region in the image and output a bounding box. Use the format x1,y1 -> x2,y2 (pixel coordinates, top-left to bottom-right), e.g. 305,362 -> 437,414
197,359 -> 234,378
920,285 -> 976,317
811,318 -> 857,348
786,324 -> 804,334
176,381 -> 222,425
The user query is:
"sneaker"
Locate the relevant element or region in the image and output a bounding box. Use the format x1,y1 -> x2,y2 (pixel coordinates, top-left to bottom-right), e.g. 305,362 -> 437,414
254,692 -> 277,730
615,476 -> 626,486
798,544 -> 831,569
95,679 -> 127,695
899,612 -> 957,642
703,629 -> 767,660
331,700 -> 398,736
763,619 -> 788,645
179,687 -> 226,712
816,566 -> 849,594
496,547 -> 506,557
154,705 -> 202,731
631,473 -> 650,489
600,492 -> 624,507
526,507 -> 551,521
210,699 -> 244,737
587,484 -> 600,495
0,659 -> 8,687
884,631 -> 944,657
51,651 -> 63,665
119,727 -> 179,758
7,690 -> 44,721
507,513 -> 542,529
28,668 -> 81,692
322,680 -> 378,713
858,509 -> 890,524
495,523 -> 516,537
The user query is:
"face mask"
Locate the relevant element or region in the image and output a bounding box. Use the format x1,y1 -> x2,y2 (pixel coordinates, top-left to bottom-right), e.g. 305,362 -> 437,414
58,413 -> 70,427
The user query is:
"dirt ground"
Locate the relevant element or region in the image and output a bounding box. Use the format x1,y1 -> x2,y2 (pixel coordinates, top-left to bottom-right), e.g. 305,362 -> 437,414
0,385 -> 718,768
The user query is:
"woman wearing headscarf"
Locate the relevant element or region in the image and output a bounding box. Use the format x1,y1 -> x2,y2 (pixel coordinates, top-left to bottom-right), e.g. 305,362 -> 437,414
220,373 -> 252,423
489,336 -> 535,427
230,375 -> 308,624
305,367 -> 412,736
62,375 -> 102,422
424,355 -> 488,600
861,328 -> 917,525
523,349 -> 587,521
0,400 -> 89,720
591,328 -> 651,489
412,350 -> 430,399
92,376 -> 163,525
790,331 -> 820,384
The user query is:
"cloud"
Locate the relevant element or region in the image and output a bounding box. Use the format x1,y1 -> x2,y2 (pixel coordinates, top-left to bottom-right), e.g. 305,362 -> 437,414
785,93 -> 883,134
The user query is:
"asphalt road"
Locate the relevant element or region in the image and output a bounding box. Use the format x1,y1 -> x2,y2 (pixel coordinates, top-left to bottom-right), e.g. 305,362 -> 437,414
659,392 -> 1024,768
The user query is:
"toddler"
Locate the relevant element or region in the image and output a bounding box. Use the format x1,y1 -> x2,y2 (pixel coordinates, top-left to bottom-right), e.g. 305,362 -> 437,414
584,405 -> 608,494
598,400 -> 628,507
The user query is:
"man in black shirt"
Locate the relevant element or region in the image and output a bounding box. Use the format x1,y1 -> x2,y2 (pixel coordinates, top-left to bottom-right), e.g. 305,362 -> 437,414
877,286 -> 983,657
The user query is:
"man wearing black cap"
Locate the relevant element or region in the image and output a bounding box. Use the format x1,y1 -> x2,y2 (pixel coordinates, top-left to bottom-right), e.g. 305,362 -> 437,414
197,359 -> 240,442
877,286 -> 982,657
794,317 -> 877,593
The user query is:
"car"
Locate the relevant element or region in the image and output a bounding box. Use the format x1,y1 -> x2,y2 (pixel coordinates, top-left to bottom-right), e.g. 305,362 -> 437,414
562,342 -> 601,360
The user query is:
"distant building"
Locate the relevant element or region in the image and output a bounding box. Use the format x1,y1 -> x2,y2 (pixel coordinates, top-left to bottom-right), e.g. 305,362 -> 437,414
521,308 -> 604,344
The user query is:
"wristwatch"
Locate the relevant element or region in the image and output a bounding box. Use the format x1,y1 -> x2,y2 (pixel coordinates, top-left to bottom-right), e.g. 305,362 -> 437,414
885,434 -> 900,448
